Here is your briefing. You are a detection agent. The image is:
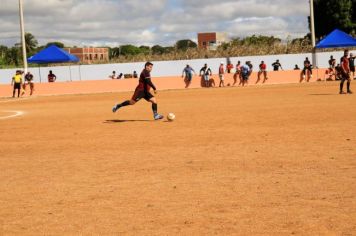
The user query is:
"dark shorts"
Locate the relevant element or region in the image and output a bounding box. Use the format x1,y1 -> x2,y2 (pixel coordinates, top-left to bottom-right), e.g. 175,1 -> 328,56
185,73 -> 193,81
242,73 -> 249,80
14,83 -> 21,90
132,89 -> 153,102
351,66 -> 355,72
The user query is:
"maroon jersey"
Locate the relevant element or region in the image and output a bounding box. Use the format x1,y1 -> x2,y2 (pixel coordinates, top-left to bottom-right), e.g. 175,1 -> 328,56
136,69 -> 156,91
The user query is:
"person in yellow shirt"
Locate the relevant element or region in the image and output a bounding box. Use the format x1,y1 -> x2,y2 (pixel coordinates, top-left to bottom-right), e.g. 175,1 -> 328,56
11,70 -> 23,98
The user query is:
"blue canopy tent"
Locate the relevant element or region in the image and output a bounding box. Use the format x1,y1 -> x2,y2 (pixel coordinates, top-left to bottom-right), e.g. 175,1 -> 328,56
316,29 -> 356,48
27,45 -> 80,82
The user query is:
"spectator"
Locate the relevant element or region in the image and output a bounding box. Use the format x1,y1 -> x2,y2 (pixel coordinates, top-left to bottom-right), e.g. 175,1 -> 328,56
182,64 -> 196,88
329,55 -> 336,69
226,62 -> 233,73
218,62 -> 225,87
117,73 -> 123,79
109,71 -> 116,79
349,53 -> 355,80
22,71 -> 35,96
272,59 -> 283,71
256,60 -> 268,84
294,64 -> 300,70
11,70 -> 23,98
133,71 -> 138,78
199,63 -> 212,87
48,70 -> 57,83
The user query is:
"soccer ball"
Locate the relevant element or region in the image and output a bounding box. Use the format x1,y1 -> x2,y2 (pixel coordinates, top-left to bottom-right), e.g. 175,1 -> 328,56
167,113 -> 175,121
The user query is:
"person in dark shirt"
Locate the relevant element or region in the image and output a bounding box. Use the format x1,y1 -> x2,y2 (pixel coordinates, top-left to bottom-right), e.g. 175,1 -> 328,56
112,62 -> 164,120
22,71 -> 35,96
48,70 -> 57,82
349,53 -> 355,80
133,71 -> 138,78
272,59 -> 283,71
300,57 -> 313,82
294,65 -> 300,70
339,50 -> 352,94
199,63 -> 212,87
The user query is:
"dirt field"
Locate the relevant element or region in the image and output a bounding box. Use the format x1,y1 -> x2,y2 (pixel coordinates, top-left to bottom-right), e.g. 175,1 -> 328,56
0,82 -> 355,235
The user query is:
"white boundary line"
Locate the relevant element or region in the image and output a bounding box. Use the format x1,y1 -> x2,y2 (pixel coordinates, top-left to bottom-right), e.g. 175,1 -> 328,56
0,97 -> 33,104
0,110 -> 25,120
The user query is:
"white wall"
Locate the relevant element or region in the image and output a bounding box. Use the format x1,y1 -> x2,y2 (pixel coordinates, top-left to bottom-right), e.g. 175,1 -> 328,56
0,50 -> 350,84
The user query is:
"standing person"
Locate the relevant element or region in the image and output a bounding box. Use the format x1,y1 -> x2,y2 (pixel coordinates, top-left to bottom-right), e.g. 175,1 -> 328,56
22,71 -> 35,96
240,62 -> 250,87
182,64 -> 196,88
300,58 -> 313,83
233,61 -> 241,86
112,62 -> 164,120
48,70 -> 57,82
199,63 -> 212,87
256,61 -> 268,84
272,59 -> 283,71
328,55 -> 337,80
339,50 -> 352,94
349,53 -> 355,80
11,70 -> 23,98
218,62 -> 225,87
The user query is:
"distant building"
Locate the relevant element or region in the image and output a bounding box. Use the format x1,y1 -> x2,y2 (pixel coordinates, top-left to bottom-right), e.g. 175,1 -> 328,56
64,47 -> 109,63
197,32 -> 229,50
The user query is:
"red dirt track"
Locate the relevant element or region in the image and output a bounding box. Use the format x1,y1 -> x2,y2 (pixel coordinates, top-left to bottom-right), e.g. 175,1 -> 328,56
0,81 -> 355,235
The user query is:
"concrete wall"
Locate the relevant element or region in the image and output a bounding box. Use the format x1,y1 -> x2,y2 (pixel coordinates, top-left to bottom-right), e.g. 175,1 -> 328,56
0,69 -> 330,98
0,50 -> 349,84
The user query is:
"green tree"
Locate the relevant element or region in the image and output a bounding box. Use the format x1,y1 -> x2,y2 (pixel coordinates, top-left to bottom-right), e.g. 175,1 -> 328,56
175,39 -> 197,51
119,45 -> 142,55
313,0 -> 355,38
151,45 -> 165,54
4,47 -> 20,66
45,42 -> 64,48
139,45 -> 150,55
24,32 -> 38,54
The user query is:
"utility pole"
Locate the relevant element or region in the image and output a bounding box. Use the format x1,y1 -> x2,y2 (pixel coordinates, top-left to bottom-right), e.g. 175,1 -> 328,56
309,0 -> 317,68
19,0 -> 28,73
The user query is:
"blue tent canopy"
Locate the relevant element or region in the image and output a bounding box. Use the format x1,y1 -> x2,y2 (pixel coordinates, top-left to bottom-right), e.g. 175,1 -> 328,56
316,29 -> 356,48
28,45 -> 79,63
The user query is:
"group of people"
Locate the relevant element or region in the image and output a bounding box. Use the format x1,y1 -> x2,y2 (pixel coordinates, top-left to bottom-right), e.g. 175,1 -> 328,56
109,71 -> 138,79
10,70 -> 58,98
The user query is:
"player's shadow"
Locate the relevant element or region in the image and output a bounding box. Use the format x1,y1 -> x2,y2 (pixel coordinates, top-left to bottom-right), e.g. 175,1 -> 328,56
308,93 -> 336,96
104,119 -> 152,123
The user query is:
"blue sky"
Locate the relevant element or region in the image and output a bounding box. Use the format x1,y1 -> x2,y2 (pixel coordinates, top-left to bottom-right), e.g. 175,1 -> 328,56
0,0 -> 310,47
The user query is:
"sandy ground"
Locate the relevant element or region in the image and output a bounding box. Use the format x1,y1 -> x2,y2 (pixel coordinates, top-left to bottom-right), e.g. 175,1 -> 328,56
0,82 -> 355,235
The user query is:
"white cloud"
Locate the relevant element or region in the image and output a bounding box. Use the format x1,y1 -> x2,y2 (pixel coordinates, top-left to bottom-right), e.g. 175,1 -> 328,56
0,0 -> 310,47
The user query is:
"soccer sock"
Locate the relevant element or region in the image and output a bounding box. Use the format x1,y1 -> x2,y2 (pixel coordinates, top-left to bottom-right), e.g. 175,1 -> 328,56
340,81 -> 344,91
119,100 -> 130,107
347,81 -> 351,91
152,103 -> 157,114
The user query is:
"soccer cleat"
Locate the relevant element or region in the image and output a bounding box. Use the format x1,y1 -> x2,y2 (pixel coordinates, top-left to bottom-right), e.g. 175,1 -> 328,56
339,91 -> 346,94
347,90 -> 353,94
112,104 -> 119,113
154,114 -> 164,120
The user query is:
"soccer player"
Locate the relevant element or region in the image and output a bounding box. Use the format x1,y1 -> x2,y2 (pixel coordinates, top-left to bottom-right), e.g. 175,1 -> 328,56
300,58 -> 313,83
22,71 -> 35,96
256,61 -> 268,84
199,63 -> 212,87
339,49 -> 352,94
218,62 -> 225,87
241,62 -> 250,87
112,62 -> 164,120
272,59 -> 283,71
233,61 -> 241,86
349,53 -> 355,80
182,64 -> 196,88
11,70 -> 23,98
